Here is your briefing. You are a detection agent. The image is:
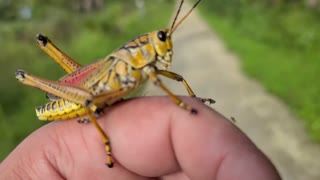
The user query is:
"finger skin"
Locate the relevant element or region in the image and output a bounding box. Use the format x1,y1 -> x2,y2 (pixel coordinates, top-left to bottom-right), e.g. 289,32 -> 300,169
0,96 -> 281,180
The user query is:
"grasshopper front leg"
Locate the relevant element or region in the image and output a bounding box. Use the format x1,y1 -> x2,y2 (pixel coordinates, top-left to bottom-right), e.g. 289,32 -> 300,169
156,70 -> 215,104
15,69 -> 114,167
145,66 -> 198,114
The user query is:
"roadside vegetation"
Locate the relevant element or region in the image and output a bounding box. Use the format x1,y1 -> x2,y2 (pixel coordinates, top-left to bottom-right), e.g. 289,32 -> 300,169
199,0 -> 320,140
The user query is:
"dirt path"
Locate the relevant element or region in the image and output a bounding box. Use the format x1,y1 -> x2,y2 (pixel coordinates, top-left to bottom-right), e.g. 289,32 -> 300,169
145,2 -> 320,180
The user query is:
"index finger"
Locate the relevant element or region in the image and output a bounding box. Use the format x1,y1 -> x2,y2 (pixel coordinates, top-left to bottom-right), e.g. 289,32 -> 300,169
101,96 -> 281,179
0,96 -> 281,180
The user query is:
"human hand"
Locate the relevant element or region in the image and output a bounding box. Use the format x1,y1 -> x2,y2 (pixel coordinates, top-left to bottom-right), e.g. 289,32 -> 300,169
0,96 -> 281,180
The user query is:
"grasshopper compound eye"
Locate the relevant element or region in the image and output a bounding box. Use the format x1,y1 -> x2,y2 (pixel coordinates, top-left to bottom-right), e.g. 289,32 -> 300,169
157,31 -> 166,42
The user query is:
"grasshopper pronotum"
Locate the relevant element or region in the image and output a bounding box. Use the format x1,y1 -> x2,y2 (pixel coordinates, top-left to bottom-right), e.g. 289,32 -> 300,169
15,0 -> 214,167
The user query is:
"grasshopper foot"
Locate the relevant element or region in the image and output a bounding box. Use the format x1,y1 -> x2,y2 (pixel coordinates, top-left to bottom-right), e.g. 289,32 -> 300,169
106,162 -> 114,168
191,108 -> 198,114
94,108 -> 104,117
105,142 -> 114,168
195,97 -> 215,104
77,118 -> 91,124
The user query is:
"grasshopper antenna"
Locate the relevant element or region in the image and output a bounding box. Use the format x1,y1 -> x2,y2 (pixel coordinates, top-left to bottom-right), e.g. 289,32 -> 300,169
170,0 -> 201,34
170,0 -> 185,32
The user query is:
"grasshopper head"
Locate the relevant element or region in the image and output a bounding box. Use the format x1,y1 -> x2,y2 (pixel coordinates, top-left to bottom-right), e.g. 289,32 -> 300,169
151,29 -> 173,69
152,0 -> 201,69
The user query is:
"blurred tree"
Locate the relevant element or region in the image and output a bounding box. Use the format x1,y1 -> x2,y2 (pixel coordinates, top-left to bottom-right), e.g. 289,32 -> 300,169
306,0 -> 319,8
0,0 -> 24,20
71,0 -> 104,13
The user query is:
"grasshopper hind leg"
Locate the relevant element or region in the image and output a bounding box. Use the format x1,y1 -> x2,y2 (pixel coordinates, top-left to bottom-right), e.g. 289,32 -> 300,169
16,69 -> 114,167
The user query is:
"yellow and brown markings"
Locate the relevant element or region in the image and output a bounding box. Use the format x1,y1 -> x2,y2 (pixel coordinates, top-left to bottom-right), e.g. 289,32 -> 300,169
36,99 -> 85,120
123,34 -> 149,49
115,34 -> 157,69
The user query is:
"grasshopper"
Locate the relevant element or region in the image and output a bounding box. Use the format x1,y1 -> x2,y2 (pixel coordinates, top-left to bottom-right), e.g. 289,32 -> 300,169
15,0 -> 214,168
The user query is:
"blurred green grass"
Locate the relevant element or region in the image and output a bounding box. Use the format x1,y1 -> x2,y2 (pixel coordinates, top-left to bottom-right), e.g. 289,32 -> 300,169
199,1 -> 320,140
0,0 -> 174,161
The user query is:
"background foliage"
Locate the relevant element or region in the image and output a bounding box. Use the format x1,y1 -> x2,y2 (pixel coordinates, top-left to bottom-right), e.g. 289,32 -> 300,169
199,0 -> 320,140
